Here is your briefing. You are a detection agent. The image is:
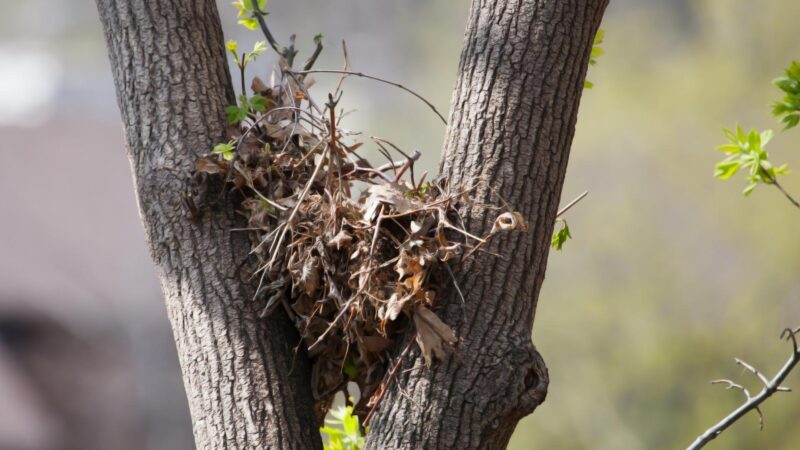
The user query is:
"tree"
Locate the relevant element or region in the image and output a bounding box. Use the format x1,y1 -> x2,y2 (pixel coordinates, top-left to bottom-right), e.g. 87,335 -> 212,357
95,0 -> 608,448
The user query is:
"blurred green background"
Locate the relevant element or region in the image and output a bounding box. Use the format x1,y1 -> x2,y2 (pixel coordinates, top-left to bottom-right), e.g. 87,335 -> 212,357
1,0 -> 798,449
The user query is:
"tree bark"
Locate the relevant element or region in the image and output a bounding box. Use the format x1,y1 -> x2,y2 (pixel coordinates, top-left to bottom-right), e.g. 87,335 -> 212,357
95,1 -> 321,449
365,1 -> 607,449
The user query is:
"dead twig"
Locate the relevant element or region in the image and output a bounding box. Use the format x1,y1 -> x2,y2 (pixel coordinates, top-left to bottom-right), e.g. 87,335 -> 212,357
686,327 -> 800,450
290,69 -> 447,124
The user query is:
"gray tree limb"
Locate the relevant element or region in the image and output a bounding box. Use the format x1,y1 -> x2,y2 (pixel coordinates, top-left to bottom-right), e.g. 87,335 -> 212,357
95,1 -> 320,448
365,1 -> 607,448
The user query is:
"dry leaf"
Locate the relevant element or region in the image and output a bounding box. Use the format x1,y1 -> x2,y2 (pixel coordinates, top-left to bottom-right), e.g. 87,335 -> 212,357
195,158 -> 228,175
413,305 -> 457,366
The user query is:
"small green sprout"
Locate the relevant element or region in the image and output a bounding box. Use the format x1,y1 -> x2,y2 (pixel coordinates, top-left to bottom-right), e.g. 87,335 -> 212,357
551,219 -> 572,251
584,29 -> 605,89
232,0 -> 267,30
715,125 -> 789,196
212,140 -> 236,161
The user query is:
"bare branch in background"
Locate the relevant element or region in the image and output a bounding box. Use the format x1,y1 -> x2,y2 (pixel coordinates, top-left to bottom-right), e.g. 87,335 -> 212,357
687,327 -> 800,450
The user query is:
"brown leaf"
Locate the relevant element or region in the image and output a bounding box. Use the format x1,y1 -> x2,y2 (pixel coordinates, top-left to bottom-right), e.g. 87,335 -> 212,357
361,335 -> 393,353
251,76 -> 270,95
195,158 -> 228,175
413,305 -> 457,367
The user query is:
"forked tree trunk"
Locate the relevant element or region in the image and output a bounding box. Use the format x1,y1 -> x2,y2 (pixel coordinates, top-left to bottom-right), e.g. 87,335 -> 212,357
95,1 -> 321,449
365,1 -> 607,449
97,0 -> 606,449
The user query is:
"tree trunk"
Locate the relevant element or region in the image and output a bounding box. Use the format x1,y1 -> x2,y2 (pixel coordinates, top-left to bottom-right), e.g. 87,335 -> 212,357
365,1 -> 607,449
95,1 -> 321,449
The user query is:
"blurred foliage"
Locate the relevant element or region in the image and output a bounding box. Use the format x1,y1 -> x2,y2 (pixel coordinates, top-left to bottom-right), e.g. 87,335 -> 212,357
584,29 -> 605,90
321,404 -> 365,450
772,61 -> 800,130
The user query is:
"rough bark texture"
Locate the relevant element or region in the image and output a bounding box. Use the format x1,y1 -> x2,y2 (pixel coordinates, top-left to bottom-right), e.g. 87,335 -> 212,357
95,1 -> 321,449
365,1 -> 607,449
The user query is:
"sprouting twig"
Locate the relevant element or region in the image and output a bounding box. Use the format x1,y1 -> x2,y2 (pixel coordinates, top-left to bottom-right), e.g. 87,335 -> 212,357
302,35 -> 323,72
290,69 -> 447,124
251,7 -> 282,58
686,327 -> 800,450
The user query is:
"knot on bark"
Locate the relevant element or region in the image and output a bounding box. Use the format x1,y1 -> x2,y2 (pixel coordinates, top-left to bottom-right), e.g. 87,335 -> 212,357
516,345 -> 548,417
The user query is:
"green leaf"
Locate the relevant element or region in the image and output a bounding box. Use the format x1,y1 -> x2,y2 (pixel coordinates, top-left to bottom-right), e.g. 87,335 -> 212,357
772,61 -> 800,130
787,60 -> 800,80
551,220 -> 572,251
736,125 -> 746,143
746,129 -> 761,150
244,41 -> 268,65
238,17 -> 260,30
716,143 -> 741,154
593,29 -> 605,45
782,113 -> 800,129
760,129 -> 774,146
742,183 -> 757,196
714,160 -> 740,179
225,39 -> 238,56
249,94 -> 269,113
225,105 -> 248,124
584,28 -> 604,89
251,40 -> 267,57
212,141 -> 236,161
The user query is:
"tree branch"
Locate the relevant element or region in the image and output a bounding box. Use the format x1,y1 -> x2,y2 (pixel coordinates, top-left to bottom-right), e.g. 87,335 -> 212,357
687,327 -> 800,450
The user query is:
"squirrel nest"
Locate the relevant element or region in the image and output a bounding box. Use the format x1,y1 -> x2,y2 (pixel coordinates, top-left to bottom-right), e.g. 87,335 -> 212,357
192,59 -> 524,424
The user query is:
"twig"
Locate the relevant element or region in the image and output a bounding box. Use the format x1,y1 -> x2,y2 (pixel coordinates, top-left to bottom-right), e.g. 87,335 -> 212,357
364,336 -> 415,427
686,327 -> 800,450
334,41 -> 350,98
557,191 -> 589,217
290,69 -> 447,124
302,34 -> 323,72
771,178 -> 800,210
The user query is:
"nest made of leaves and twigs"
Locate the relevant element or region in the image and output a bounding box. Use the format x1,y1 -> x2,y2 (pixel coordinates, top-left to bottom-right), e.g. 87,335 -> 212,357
192,51 -> 525,424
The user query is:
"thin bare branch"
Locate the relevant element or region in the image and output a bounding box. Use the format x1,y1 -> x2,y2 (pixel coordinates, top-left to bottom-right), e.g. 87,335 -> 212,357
290,69 -> 447,124
557,190 -> 589,217
687,327 -> 800,449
